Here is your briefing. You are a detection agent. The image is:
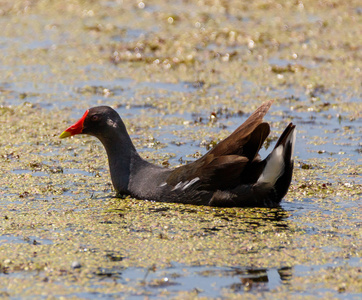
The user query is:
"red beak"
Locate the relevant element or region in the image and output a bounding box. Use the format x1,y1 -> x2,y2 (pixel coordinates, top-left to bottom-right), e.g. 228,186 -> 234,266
59,110 -> 89,139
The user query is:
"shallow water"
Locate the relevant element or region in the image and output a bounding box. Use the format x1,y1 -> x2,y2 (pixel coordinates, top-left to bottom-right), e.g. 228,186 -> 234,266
0,0 -> 361,299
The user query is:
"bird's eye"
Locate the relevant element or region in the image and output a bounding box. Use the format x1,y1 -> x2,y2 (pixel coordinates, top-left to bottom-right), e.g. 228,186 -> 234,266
91,115 -> 100,122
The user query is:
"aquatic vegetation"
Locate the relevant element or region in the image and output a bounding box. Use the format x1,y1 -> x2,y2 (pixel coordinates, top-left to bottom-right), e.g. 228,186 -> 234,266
0,0 -> 361,298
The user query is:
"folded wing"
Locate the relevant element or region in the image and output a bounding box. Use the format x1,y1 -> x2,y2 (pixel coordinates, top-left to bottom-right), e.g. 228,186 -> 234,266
166,101 -> 273,191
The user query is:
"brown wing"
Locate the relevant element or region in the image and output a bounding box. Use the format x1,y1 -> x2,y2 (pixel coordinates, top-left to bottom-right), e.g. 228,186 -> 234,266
167,154 -> 249,190
208,100 -> 273,157
166,101 -> 273,190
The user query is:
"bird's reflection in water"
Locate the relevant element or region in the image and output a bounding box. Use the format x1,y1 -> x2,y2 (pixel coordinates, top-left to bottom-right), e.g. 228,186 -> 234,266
225,266 -> 293,292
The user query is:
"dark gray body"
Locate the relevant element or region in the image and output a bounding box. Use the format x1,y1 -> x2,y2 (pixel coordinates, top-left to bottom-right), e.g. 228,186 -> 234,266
77,101 -> 296,207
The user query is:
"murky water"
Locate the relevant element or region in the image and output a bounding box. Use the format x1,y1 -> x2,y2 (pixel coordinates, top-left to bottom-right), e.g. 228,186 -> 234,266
0,0 -> 361,299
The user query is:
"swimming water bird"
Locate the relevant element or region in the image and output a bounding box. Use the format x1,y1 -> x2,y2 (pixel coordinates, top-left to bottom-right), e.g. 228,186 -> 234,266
60,101 -> 296,207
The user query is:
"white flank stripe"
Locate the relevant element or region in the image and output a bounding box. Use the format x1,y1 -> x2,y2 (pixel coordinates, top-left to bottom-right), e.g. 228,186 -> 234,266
182,177 -> 200,190
172,181 -> 185,191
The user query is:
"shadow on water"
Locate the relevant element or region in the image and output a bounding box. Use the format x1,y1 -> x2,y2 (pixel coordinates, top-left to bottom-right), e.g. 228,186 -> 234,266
147,205 -> 291,232
107,197 -> 291,233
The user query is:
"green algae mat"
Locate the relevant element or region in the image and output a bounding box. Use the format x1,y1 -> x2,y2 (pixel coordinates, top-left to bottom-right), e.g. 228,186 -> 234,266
0,0 -> 361,298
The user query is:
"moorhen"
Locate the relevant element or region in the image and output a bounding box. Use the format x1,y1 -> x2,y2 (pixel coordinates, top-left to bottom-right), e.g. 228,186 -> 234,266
60,101 -> 296,207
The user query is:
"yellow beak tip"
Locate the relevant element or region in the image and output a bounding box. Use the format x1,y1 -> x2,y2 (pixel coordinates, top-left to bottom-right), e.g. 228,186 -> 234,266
59,131 -> 72,139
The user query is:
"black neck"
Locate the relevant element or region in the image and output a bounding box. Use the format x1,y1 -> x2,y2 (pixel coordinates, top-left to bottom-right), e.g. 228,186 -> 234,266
96,121 -> 141,194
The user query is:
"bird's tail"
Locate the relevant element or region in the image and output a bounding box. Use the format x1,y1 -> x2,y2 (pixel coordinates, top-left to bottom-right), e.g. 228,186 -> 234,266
208,123 -> 296,208
255,123 -> 296,205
